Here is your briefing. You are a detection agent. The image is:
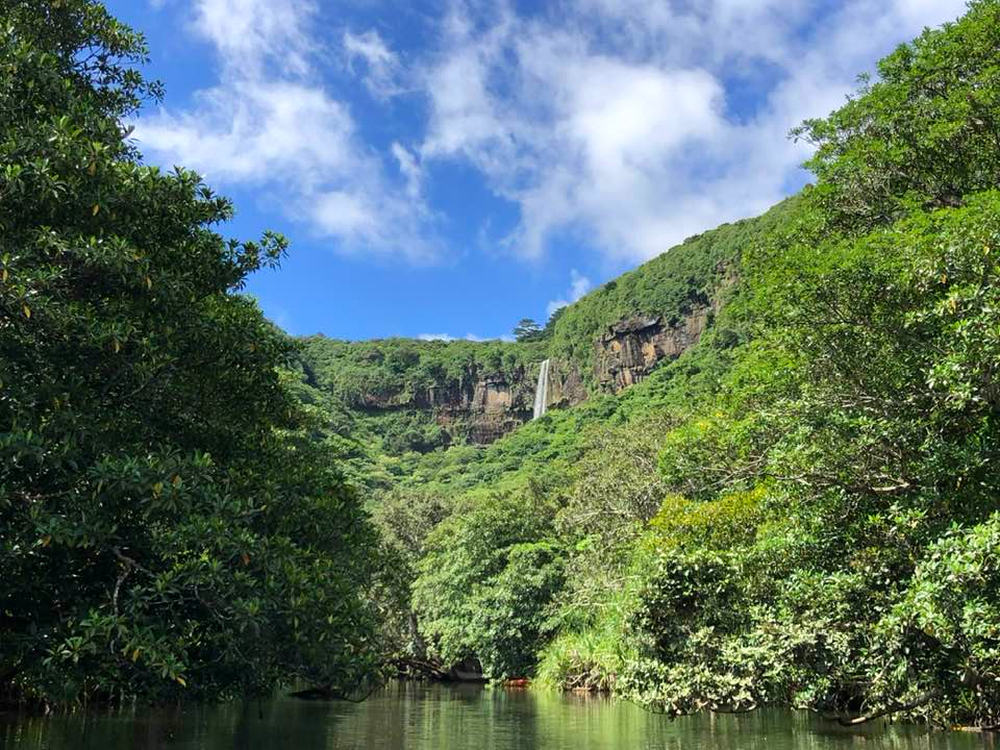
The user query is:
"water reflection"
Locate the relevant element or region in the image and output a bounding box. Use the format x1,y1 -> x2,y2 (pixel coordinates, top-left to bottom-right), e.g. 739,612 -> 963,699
1,682 -> 994,750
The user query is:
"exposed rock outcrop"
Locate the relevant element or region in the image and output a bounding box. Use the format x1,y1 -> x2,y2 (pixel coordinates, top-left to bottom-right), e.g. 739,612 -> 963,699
350,366 -> 537,446
594,306 -> 713,391
436,372 -> 536,445
545,360 -> 588,410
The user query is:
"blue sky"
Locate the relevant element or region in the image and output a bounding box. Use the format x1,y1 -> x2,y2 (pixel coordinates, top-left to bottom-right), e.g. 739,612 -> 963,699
106,0 -> 967,341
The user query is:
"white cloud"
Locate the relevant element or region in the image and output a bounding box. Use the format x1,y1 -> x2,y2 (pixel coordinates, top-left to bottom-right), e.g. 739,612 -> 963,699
134,0 -> 435,261
138,81 -> 356,184
192,0 -> 316,78
138,0 -> 971,269
391,142 -> 423,200
418,0 -> 971,264
344,29 -> 404,98
547,269 -> 593,318
417,332 -> 512,342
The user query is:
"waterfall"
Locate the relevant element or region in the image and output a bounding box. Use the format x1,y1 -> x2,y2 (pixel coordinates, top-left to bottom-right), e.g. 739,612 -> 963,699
533,359 -> 550,420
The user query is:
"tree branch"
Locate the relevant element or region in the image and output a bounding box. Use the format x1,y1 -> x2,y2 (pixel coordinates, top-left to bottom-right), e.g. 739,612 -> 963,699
834,690 -> 940,726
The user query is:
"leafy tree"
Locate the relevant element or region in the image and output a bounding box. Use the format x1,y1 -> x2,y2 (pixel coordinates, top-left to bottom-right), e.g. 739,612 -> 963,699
793,0 -> 1000,231
412,491 -> 563,680
508,1 -> 1000,727
369,490 -> 451,670
872,513 -> 1000,728
543,306 -> 566,335
513,318 -> 543,342
554,415 -> 671,629
0,0 -> 378,706
622,121 -> 1000,730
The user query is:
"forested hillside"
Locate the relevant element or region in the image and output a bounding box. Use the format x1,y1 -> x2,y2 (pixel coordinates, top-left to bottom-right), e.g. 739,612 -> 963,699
294,197 -> 801,496
298,0 -> 1000,731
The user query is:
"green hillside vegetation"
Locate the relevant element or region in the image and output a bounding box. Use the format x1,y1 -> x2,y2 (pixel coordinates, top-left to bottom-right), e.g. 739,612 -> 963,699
346,0 -> 1000,731
292,199 -> 802,468
299,337 -> 547,408
546,196 -> 801,380
291,202 -> 797,493
293,337 -> 547,460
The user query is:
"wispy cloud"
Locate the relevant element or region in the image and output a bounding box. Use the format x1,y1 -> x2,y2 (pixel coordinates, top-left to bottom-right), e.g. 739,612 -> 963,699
135,0 -> 436,261
137,0 -> 968,270
418,333 -> 457,341
547,269 -> 592,318
418,332 -> 515,342
343,29 -> 404,99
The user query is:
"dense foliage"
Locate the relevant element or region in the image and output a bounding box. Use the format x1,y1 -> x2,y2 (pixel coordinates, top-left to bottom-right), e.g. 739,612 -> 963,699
299,337 -> 547,410
568,2 -> 1000,728
413,491 -> 564,680
0,0 -> 379,707
6,0 -> 1000,733
545,198 -> 799,381
794,0 -> 1000,231
315,0 -> 1000,732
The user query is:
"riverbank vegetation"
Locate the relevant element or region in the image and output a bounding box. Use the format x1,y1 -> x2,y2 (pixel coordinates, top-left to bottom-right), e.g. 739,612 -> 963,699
0,1 -> 379,708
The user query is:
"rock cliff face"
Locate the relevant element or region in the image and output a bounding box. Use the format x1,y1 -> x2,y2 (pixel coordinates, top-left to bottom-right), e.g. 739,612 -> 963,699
343,305 -> 713,447
348,365 -> 538,447
544,360 -> 588,410
593,306 -> 713,391
435,371 -> 536,445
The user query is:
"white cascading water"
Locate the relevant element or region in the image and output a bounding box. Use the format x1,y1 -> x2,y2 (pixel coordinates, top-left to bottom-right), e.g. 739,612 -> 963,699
533,359 -> 550,419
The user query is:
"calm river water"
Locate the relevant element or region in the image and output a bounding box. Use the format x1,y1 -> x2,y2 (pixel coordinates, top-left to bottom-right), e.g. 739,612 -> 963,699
0,682 -> 994,750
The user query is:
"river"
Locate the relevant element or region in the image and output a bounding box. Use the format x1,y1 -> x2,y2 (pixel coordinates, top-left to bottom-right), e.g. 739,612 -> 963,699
0,682 -> 993,749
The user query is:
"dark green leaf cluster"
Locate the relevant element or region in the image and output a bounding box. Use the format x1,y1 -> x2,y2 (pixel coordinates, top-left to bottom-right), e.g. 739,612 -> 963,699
412,491 -> 564,680
1,0 -> 378,707
615,0 -> 1000,726
794,0 -> 1000,230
